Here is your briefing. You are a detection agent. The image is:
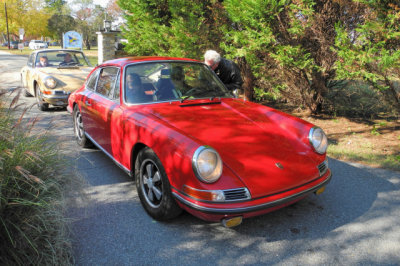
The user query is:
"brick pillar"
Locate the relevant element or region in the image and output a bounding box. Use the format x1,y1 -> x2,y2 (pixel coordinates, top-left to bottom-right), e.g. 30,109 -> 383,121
97,31 -> 117,65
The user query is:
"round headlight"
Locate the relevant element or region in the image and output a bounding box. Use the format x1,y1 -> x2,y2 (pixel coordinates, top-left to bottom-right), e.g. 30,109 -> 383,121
44,77 -> 57,89
192,146 -> 223,183
309,127 -> 328,154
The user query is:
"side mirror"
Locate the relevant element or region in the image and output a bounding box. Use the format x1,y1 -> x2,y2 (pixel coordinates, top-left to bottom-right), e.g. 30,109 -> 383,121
232,89 -> 243,98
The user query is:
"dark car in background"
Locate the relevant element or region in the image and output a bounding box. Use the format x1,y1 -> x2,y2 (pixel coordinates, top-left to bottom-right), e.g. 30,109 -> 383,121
10,41 -> 19,49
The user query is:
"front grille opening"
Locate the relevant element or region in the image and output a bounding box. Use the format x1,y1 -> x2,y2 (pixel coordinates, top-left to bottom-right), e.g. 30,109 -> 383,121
318,160 -> 328,176
223,188 -> 251,201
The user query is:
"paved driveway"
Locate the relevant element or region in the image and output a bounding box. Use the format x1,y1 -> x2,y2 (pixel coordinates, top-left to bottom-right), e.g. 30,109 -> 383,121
1,51 -> 399,265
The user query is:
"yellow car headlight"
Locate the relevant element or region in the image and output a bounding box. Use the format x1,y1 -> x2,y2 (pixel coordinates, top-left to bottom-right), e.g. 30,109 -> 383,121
44,77 -> 57,89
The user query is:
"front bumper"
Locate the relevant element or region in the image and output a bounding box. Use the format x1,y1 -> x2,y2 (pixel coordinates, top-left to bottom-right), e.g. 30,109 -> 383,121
173,170 -> 332,222
42,94 -> 69,106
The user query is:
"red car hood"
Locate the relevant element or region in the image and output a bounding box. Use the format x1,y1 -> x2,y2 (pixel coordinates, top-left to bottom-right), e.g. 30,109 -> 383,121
145,98 -> 322,198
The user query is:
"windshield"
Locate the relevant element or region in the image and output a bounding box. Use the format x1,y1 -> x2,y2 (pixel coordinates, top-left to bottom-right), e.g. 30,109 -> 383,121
124,62 -> 232,104
35,50 -> 91,68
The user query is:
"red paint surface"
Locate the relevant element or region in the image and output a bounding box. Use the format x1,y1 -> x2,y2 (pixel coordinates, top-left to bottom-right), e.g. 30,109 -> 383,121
68,57 -> 330,222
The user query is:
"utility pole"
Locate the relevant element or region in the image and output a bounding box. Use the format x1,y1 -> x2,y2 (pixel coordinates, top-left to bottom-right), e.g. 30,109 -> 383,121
5,3 -> 10,50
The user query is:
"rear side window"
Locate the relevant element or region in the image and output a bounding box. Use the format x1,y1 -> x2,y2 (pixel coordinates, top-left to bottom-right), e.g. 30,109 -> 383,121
28,54 -> 35,67
112,71 -> 120,102
96,67 -> 119,98
86,69 -> 100,91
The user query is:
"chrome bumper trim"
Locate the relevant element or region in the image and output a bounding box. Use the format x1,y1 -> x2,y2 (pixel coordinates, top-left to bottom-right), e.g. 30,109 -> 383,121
42,95 -> 69,100
173,172 -> 332,214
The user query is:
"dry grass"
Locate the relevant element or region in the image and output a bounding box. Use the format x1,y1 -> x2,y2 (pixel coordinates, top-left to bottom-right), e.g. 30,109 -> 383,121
297,114 -> 400,171
0,89 -> 75,265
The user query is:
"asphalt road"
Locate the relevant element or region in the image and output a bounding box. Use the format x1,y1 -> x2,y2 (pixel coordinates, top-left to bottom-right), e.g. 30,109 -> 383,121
1,51 -> 399,265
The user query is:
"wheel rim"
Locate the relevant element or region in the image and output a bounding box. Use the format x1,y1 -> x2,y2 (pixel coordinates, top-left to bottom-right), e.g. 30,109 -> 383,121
74,110 -> 84,141
140,159 -> 163,208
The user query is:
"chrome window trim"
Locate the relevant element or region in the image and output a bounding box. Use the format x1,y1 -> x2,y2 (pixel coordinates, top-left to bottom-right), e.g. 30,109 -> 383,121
121,60 -> 234,106
94,66 -> 120,98
34,49 -> 92,68
85,68 -> 100,91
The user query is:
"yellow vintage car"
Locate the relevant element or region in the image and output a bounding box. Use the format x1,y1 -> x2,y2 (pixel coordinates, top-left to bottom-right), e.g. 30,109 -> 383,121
21,49 -> 93,111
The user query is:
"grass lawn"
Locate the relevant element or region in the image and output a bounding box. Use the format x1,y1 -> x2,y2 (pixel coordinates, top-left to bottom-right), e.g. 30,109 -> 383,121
293,112 -> 400,171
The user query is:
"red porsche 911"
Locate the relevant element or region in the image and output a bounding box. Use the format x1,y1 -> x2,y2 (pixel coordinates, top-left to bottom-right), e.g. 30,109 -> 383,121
67,56 -> 331,227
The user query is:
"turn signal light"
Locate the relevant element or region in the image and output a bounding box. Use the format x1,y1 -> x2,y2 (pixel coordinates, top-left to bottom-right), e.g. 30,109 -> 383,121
182,185 -> 225,202
221,216 -> 243,228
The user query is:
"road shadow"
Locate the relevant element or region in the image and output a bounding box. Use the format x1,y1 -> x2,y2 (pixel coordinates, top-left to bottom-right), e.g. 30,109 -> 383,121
66,156 -> 400,265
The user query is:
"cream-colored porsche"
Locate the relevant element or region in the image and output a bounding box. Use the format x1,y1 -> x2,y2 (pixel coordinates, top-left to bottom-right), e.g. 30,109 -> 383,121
21,49 -> 93,111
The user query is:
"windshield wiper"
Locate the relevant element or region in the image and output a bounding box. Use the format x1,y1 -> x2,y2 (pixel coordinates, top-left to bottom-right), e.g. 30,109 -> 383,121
180,95 -> 192,103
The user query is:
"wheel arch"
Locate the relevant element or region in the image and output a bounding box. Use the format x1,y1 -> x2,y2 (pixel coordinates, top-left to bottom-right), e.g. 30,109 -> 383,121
72,101 -> 79,112
130,142 -> 148,177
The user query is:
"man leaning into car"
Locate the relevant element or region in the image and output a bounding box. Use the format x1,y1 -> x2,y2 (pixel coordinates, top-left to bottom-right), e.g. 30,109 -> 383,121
204,50 -> 243,91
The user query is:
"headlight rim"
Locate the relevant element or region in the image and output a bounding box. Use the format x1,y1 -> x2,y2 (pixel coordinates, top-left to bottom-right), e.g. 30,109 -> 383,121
308,126 -> 328,154
44,76 -> 57,89
192,145 -> 223,184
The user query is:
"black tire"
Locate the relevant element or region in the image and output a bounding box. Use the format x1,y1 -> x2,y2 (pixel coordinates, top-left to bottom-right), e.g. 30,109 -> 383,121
35,84 -> 49,111
21,76 -> 32,97
73,105 -> 93,148
135,147 -> 182,221
24,89 -> 32,97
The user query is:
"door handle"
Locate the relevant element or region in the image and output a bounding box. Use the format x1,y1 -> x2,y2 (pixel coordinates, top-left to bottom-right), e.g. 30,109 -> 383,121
85,100 -> 92,106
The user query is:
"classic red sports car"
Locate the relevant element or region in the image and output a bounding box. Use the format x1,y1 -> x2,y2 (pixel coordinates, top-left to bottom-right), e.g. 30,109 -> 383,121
67,56 -> 331,227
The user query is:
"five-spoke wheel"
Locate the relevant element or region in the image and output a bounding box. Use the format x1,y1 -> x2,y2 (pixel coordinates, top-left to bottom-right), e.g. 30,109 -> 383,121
73,105 -> 92,148
140,159 -> 164,208
135,147 -> 182,220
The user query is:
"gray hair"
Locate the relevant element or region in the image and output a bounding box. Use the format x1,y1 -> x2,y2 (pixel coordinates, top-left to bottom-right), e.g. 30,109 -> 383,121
204,50 -> 221,64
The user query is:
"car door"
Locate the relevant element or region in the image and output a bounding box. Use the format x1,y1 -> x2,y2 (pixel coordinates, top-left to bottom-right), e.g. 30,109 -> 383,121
21,53 -> 35,94
79,68 -> 100,141
88,67 -> 120,153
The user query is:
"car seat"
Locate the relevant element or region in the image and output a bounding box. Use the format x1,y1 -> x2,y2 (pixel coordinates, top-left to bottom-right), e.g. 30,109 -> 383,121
155,69 -> 177,101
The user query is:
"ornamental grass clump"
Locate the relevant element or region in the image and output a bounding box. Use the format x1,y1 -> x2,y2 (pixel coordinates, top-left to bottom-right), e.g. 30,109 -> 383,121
0,89 -> 73,265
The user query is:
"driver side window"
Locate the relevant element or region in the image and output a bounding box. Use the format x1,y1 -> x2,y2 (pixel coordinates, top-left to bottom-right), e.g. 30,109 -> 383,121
28,54 -> 34,67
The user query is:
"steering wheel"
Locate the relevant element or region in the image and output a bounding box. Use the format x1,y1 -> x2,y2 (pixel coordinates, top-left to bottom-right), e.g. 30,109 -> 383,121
59,61 -> 77,66
182,87 -> 203,98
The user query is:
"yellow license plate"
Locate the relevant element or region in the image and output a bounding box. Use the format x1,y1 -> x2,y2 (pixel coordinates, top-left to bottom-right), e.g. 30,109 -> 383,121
315,186 -> 326,195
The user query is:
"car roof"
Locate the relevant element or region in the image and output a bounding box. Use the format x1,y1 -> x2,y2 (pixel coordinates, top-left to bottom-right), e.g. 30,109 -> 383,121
31,49 -> 84,54
100,56 -> 200,67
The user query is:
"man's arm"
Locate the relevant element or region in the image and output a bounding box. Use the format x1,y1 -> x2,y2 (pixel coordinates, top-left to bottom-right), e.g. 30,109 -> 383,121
225,60 -> 243,91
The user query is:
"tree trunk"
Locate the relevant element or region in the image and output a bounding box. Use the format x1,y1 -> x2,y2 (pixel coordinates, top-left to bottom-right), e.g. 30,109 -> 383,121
85,36 -> 90,50
60,34 -> 63,49
236,56 -> 255,101
307,71 -> 329,114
